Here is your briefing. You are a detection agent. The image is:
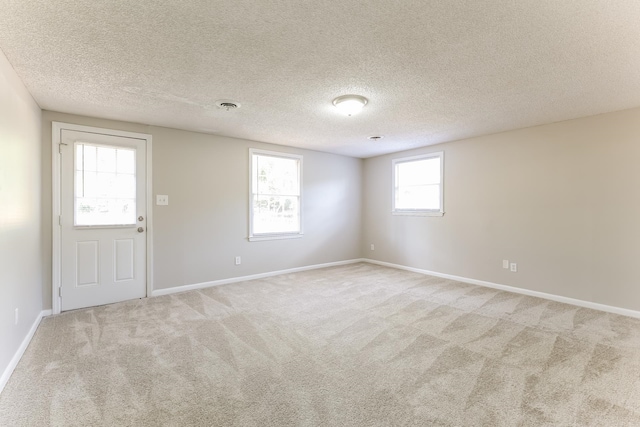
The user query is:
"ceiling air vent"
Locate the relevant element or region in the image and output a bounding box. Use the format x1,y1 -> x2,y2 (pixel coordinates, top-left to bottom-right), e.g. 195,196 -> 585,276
215,100 -> 241,111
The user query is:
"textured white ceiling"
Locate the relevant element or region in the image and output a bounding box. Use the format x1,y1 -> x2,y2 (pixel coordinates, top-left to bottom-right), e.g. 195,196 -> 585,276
1,1 -> 640,158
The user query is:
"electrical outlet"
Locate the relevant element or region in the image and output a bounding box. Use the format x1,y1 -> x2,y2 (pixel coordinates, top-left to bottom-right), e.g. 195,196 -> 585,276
370,244 -> 375,251
502,260 -> 509,269
14,308 -> 18,325
235,256 -> 241,265
510,262 -> 517,272
156,195 -> 169,205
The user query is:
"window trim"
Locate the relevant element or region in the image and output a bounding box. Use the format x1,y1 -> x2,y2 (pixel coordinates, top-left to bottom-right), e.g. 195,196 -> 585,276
392,151 -> 444,217
249,148 -> 304,241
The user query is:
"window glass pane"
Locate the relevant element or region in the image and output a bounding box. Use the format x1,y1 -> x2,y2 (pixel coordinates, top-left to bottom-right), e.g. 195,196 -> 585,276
255,155 -> 299,196
117,149 -> 135,174
75,198 -> 136,226
96,147 -> 116,172
83,145 -> 97,172
75,143 -> 136,226
251,151 -> 302,236
396,184 -> 440,210
255,155 -> 267,194
394,154 -> 443,212
76,145 -> 83,170
75,171 -> 84,198
397,158 -> 440,187
115,174 -> 136,199
253,195 -> 300,234
83,171 -> 98,197
96,172 -> 116,197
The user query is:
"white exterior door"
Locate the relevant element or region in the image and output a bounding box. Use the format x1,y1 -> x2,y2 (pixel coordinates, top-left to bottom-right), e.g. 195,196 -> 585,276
59,128 -> 147,311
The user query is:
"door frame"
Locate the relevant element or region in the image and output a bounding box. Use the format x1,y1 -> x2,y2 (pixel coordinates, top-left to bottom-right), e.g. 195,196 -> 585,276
52,122 -> 153,314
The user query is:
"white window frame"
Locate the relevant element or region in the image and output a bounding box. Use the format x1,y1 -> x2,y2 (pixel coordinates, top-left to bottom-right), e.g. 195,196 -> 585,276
249,148 -> 303,241
392,151 -> 444,216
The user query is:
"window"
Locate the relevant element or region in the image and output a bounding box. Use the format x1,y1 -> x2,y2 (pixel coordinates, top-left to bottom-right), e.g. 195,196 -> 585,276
75,143 -> 136,226
392,152 -> 444,216
249,149 -> 303,241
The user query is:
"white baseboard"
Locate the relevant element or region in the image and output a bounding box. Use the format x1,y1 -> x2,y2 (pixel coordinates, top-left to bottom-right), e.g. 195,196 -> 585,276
363,259 -> 640,319
0,309 -> 50,394
152,259 -> 366,297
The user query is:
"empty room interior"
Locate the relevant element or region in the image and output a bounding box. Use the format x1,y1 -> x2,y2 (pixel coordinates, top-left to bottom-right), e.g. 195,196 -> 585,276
2,1 -> 640,425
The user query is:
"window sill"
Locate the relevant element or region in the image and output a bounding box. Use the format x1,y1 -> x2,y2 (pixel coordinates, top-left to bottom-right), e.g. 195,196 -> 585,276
248,233 -> 304,242
392,210 -> 444,217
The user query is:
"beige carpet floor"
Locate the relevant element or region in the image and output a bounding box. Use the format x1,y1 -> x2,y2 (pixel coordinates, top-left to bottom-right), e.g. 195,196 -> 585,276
1,263 -> 640,426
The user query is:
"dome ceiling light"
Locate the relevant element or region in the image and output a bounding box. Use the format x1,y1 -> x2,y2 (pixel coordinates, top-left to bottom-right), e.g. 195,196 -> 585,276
332,95 -> 368,116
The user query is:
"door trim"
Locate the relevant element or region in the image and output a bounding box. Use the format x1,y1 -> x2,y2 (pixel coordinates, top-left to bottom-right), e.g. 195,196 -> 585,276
52,122 -> 153,314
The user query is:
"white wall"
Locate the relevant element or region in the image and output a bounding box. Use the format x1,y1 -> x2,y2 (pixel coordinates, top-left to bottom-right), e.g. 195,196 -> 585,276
41,111 -> 362,306
363,107 -> 640,312
0,49 -> 43,386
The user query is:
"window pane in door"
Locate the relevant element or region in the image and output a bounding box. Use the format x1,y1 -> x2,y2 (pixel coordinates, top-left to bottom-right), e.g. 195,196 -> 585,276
74,143 -> 136,226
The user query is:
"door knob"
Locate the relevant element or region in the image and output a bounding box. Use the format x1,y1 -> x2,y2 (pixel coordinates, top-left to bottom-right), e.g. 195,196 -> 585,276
137,227 -> 144,233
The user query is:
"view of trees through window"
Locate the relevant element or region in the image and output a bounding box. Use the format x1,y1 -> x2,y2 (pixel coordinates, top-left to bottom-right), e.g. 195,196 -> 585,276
251,151 -> 301,236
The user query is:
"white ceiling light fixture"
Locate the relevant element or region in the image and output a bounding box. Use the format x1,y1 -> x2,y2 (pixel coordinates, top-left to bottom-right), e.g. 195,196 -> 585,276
332,95 -> 368,116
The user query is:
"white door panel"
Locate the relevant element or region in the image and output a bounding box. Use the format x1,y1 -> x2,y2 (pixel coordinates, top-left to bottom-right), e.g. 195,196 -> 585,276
60,129 -> 146,311
76,240 -> 99,286
114,239 -> 135,281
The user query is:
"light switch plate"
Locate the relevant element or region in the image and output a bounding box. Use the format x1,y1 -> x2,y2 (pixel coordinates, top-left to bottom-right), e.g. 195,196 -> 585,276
156,195 -> 169,205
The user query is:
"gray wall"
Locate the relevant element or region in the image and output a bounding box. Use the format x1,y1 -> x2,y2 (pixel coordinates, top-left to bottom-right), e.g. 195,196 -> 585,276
0,50 -> 43,380
41,111 -> 363,307
363,107 -> 640,311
